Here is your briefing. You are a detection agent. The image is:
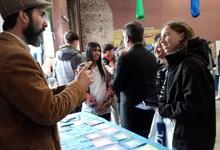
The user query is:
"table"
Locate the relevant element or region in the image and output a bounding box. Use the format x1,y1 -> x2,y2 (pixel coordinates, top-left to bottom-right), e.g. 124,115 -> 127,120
58,112 -> 168,150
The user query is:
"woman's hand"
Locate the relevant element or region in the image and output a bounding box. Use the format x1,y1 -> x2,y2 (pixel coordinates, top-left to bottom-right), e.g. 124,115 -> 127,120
85,93 -> 97,107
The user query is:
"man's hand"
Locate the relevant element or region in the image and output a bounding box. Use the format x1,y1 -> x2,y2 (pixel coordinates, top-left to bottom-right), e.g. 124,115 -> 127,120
75,61 -> 93,90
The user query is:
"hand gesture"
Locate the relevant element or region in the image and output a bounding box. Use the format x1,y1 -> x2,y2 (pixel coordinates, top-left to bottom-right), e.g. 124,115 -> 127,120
85,93 -> 97,107
75,61 -> 93,90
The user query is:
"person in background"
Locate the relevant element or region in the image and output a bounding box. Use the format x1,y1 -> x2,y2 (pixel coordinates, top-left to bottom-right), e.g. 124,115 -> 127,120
207,41 -> 216,72
81,42 -> 114,121
114,45 -> 127,60
0,0 -> 92,149
215,50 -> 220,100
102,43 -> 116,75
153,33 -> 167,102
53,31 -> 85,86
102,43 -> 120,124
112,21 -> 158,138
118,47 -> 127,56
159,21 -> 216,150
112,45 -> 128,125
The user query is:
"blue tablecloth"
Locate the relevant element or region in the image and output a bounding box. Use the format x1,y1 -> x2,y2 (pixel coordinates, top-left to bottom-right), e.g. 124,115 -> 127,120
58,112 -> 168,150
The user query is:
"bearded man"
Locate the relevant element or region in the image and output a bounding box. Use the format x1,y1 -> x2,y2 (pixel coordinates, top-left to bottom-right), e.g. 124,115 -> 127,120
0,0 -> 92,149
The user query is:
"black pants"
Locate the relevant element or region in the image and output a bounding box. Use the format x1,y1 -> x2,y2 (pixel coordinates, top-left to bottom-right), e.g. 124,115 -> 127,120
120,97 -> 154,138
99,113 -> 111,121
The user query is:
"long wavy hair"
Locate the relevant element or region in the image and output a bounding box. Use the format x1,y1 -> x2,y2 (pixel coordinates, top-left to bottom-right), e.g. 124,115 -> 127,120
85,42 -> 105,80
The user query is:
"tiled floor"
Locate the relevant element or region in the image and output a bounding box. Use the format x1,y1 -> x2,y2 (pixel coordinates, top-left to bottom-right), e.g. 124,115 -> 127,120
215,100 -> 220,149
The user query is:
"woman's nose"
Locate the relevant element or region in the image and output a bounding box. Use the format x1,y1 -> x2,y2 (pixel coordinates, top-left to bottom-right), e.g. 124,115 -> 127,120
95,50 -> 100,54
160,37 -> 165,43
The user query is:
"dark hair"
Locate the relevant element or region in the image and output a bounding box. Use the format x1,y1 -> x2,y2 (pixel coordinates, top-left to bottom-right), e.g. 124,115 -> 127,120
123,21 -> 144,43
103,43 -> 114,54
2,8 -> 34,31
64,31 -> 79,44
2,13 -> 19,31
86,42 -> 105,80
154,32 -> 161,43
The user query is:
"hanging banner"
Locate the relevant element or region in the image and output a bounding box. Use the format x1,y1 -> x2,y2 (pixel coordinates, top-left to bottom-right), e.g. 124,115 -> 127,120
136,0 -> 144,20
191,0 -> 200,17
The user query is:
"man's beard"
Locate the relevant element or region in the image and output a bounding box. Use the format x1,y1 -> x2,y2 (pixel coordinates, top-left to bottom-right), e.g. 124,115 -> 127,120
23,19 -> 45,47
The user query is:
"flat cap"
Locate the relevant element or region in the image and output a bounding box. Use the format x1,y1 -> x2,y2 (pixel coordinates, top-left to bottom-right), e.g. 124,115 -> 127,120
0,0 -> 51,19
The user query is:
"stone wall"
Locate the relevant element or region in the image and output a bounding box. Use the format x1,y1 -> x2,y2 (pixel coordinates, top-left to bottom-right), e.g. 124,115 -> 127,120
80,0 -> 114,50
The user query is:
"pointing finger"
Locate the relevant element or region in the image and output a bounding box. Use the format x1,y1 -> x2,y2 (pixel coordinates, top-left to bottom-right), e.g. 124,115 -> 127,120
82,61 -> 92,70
78,61 -> 92,76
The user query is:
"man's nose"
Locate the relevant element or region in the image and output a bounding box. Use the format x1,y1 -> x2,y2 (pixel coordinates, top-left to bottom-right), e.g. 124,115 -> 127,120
43,20 -> 48,28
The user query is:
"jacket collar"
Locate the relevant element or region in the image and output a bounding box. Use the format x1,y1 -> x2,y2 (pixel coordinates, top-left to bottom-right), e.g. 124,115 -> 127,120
165,49 -> 185,67
129,43 -> 144,52
0,31 -> 30,52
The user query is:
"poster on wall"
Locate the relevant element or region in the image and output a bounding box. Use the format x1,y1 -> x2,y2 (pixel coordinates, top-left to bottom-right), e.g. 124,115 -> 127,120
113,28 -> 160,48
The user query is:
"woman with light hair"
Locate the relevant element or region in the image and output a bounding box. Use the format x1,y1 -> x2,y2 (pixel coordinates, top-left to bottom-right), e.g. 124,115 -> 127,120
158,21 -> 216,150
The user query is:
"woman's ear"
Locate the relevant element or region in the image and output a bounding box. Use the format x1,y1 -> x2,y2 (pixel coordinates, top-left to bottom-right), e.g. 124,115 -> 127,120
179,32 -> 185,42
124,34 -> 129,43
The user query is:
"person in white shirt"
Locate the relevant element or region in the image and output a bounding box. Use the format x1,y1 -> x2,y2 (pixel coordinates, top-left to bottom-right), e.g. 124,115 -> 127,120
81,42 -> 114,121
